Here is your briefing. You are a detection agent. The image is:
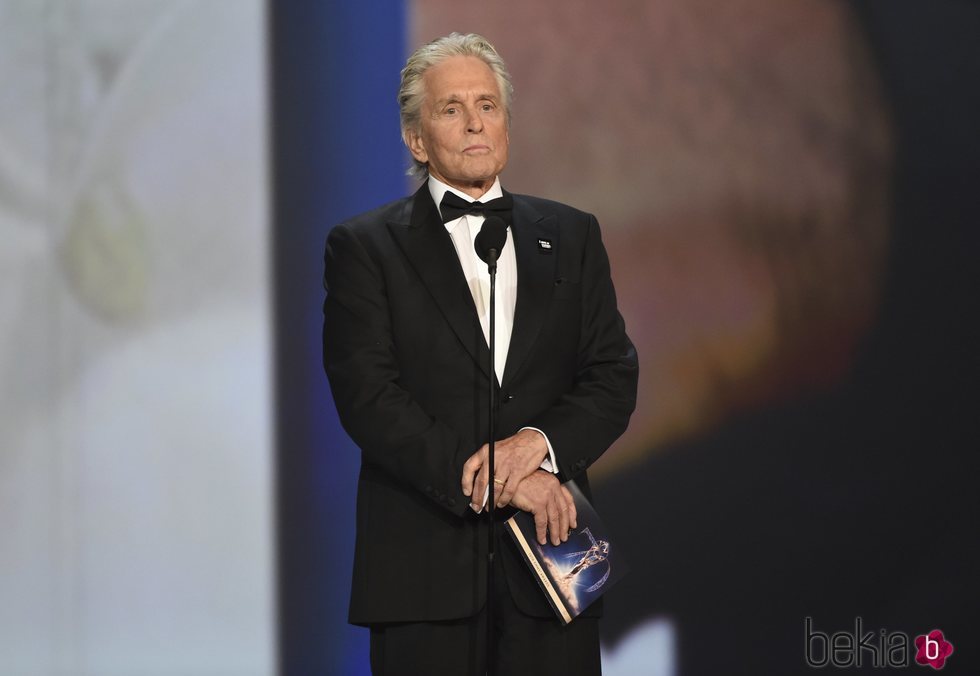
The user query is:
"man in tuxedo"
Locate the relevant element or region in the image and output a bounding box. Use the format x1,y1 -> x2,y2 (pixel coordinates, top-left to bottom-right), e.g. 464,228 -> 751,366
323,32 -> 638,675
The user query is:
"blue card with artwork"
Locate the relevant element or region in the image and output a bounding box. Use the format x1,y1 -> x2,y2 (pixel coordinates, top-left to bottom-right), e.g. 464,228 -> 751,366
505,480 -> 629,624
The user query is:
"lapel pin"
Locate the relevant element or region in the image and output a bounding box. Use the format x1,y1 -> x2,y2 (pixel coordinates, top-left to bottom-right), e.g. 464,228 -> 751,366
537,238 -> 553,254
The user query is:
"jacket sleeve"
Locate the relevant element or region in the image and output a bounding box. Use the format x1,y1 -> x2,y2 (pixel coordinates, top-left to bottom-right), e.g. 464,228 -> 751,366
322,223 -> 471,517
525,214 -> 639,481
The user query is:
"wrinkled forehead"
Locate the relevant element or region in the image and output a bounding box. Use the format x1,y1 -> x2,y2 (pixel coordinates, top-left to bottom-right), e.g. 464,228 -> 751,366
423,55 -> 501,106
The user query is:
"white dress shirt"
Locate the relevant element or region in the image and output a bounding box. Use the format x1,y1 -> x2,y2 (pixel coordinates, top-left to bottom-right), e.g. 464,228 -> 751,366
428,176 -> 515,384
427,177 -> 557,506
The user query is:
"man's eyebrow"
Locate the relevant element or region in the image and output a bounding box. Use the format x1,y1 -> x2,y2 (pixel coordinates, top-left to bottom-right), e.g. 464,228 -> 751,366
434,92 -> 500,106
435,94 -> 463,106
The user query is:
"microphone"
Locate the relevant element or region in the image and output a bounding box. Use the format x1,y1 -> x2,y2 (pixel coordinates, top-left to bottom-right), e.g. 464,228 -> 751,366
475,216 -> 508,272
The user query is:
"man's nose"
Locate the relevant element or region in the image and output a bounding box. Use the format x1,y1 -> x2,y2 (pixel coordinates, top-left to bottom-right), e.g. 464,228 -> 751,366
464,106 -> 484,133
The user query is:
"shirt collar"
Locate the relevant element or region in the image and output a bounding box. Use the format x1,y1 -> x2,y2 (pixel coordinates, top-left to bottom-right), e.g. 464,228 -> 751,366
428,175 -> 504,229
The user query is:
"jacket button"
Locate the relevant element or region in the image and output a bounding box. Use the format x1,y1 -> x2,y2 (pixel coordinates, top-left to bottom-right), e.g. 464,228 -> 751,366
425,485 -> 433,494
502,393 -> 514,404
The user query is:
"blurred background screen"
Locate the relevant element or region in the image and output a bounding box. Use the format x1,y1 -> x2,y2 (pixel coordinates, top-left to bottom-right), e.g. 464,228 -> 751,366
1,2 -> 272,674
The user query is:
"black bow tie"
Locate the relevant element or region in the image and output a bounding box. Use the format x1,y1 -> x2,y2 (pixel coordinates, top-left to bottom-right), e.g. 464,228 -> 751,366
439,191 -> 513,224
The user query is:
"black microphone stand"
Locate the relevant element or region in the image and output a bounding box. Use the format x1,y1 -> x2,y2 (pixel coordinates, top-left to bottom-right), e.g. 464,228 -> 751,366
474,215 -> 506,676
486,246 -> 499,676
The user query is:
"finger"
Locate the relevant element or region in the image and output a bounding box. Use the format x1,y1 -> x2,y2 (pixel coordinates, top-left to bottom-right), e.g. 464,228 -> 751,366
487,443 -> 516,506
461,459 -> 479,498
547,494 -> 562,546
561,484 -> 577,530
460,446 -> 486,497
558,492 -> 571,543
493,478 -> 505,508
534,505 -> 549,546
497,473 -> 519,508
473,467 -> 489,512
490,450 -> 513,487
473,484 -> 489,514
470,445 -> 490,506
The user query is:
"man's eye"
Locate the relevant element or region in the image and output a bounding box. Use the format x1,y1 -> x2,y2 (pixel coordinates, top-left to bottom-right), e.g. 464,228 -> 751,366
482,103 -> 494,112
445,107 -> 457,115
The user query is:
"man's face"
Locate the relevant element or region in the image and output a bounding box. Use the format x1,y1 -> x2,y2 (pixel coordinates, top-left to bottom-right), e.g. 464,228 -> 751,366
407,55 -> 509,198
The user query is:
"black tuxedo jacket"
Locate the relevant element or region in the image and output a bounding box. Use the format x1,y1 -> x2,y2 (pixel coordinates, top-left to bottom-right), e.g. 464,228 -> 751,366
323,184 -> 638,626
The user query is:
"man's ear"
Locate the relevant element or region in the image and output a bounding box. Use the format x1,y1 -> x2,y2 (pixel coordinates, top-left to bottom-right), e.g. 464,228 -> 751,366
405,129 -> 428,164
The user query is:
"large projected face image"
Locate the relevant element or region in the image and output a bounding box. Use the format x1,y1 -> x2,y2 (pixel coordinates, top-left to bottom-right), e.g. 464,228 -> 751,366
416,0 -> 891,470
413,0 -> 892,673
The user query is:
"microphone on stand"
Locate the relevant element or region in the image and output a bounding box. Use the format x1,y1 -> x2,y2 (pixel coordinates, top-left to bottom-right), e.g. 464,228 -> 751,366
475,215 -> 507,676
475,216 -> 508,270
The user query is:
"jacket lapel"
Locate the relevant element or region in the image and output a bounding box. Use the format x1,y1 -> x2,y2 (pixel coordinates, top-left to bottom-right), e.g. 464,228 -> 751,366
502,194 -> 557,387
387,186 -> 492,379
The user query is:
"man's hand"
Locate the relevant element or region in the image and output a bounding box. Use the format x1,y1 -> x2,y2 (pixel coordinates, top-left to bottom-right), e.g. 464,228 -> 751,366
461,429 -> 549,510
510,471 -> 577,546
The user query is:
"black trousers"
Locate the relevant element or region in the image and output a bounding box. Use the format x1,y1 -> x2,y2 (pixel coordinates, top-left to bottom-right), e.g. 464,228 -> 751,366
368,546 -> 601,676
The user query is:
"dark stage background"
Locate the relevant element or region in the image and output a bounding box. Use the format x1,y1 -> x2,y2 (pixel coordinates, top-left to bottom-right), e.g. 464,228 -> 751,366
274,1 -> 979,673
